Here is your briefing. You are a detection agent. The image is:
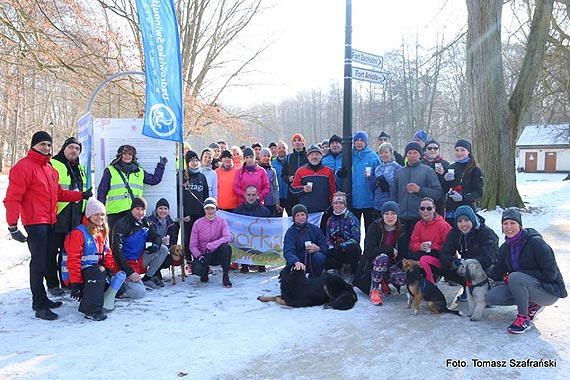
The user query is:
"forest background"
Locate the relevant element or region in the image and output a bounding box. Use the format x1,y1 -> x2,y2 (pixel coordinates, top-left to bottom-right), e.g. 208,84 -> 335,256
1,0 -> 569,208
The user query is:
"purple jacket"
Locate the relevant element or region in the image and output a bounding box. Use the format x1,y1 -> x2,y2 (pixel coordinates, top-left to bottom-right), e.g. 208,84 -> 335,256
189,216 -> 231,259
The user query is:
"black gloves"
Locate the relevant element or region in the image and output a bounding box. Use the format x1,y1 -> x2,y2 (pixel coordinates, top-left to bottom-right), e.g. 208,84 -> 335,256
376,175 -> 390,192
336,167 -> 347,178
82,187 -> 93,200
198,255 -> 206,264
450,258 -> 464,271
69,283 -> 83,301
159,156 -> 168,165
146,244 -> 159,254
8,226 -> 27,243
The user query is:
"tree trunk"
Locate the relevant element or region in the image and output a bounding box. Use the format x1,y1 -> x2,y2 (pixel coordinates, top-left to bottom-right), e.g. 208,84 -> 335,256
466,0 -> 553,209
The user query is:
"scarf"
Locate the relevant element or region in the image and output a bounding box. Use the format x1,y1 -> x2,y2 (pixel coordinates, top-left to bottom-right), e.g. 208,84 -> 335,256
455,157 -> 470,164
115,161 -> 137,174
505,230 -> 523,271
244,164 -> 257,173
259,161 -> 272,170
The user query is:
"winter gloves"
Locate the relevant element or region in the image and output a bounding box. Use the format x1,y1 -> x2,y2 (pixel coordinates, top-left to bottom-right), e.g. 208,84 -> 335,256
8,226 -> 27,243
69,283 -> 83,301
82,187 -> 93,200
159,156 -> 168,166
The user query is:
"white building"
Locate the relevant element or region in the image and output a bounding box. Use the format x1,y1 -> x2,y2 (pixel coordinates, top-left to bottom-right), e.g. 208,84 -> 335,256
516,124 -> 570,173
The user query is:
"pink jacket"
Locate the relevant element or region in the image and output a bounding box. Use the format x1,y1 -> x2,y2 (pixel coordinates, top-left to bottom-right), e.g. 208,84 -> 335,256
189,216 -> 231,259
233,164 -> 270,204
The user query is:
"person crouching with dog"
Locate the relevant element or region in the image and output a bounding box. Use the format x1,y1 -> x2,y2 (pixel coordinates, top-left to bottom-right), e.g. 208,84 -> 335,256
148,198 -> 180,277
190,197 -> 233,287
64,198 -> 123,321
439,205 -> 499,301
283,204 -> 328,278
353,201 -> 406,306
486,209 -> 567,334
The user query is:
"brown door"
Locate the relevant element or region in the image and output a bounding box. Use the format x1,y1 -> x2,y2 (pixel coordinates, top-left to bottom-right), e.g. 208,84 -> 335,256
544,151 -> 557,173
525,152 -> 537,173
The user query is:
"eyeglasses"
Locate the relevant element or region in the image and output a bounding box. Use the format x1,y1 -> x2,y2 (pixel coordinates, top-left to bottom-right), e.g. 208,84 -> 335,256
419,206 -> 433,211
427,147 -> 439,151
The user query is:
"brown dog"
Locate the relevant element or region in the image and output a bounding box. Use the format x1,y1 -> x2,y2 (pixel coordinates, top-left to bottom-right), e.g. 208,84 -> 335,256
169,245 -> 185,285
402,259 -> 462,316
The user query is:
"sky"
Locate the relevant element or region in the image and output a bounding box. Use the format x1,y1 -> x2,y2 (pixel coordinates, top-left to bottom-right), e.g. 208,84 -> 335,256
220,0 -> 468,106
0,172 -> 569,379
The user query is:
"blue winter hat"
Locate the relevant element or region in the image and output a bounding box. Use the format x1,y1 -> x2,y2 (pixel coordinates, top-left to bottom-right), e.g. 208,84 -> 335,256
405,141 -> 422,155
454,205 -> 479,229
353,131 -> 369,146
413,130 -> 429,143
381,201 -> 400,216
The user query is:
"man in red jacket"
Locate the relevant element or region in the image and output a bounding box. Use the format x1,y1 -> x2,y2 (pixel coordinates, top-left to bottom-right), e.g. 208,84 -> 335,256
4,131 -> 91,320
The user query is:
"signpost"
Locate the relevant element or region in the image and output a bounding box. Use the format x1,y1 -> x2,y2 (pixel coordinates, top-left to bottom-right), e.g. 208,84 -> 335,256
352,49 -> 383,68
351,66 -> 388,84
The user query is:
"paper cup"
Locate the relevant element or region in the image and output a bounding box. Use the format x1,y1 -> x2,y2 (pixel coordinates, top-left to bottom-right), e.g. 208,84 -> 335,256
448,169 -> 455,175
425,241 -> 432,253
365,167 -> 372,176
306,182 -> 313,189
305,241 -> 312,248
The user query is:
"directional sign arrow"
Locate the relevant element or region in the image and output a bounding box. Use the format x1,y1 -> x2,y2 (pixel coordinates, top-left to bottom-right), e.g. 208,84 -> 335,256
352,49 -> 383,68
352,67 -> 388,84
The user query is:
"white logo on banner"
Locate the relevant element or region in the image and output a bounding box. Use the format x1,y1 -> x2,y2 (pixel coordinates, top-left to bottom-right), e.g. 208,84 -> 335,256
149,103 -> 177,137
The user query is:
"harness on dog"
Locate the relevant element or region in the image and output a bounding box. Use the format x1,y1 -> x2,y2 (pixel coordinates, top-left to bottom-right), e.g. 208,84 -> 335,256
465,267 -> 491,295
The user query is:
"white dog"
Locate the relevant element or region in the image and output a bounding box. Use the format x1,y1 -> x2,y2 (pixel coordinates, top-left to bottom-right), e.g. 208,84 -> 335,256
456,259 -> 490,321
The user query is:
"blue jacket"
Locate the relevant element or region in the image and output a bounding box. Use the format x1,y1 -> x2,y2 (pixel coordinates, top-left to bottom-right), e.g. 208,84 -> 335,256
283,222 -> 328,266
272,157 -> 288,199
370,159 -> 401,211
351,146 -> 380,209
322,151 -> 343,191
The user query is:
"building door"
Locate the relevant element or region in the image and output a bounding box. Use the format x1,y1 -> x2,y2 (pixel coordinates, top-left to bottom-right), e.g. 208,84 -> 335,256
545,151 -> 557,173
525,152 -> 537,173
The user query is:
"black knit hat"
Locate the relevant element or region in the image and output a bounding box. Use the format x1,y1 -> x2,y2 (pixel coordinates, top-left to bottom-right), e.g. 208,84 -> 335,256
220,149 -> 233,159
425,139 -> 440,149
251,142 -> 263,149
268,142 -> 277,148
378,131 -> 391,139
243,147 -> 254,158
455,139 -> 472,152
502,208 -> 522,226
131,197 -> 147,210
185,150 -> 199,164
329,134 -> 342,144
405,141 -> 422,155
155,198 -> 169,210
291,203 -> 308,217
31,131 -> 53,147
61,137 -> 82,153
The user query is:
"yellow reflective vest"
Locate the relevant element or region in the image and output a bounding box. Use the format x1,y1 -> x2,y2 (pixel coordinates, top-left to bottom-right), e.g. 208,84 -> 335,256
105,166 -> 144,214
51,159 -> 87,214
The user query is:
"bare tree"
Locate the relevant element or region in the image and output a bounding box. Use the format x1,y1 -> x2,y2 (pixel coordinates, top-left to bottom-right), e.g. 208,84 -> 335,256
466,0 -> 554,209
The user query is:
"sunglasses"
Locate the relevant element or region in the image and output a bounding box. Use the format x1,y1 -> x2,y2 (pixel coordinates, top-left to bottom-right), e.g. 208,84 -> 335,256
419,206 -> 433,211
426,146 -> 439,151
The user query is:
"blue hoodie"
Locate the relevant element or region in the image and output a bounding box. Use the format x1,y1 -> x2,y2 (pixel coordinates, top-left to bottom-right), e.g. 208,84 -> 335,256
351,145 -> 380,209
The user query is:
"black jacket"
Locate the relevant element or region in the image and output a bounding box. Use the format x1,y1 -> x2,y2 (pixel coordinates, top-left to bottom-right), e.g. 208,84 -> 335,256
353,221 -> 404,294
443,162 -> 483,214
439,215 -> 498,270
182,169 -> 209,217
489,228 -> 567,298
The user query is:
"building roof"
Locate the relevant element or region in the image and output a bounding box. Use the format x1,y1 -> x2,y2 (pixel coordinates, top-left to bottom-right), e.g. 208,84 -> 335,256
516,124 -> 570,147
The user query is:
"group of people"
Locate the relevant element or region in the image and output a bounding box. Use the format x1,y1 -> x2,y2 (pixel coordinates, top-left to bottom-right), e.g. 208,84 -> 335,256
4,130 -> 566,335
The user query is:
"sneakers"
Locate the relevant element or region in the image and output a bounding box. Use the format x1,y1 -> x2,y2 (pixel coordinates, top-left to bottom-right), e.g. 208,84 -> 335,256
381,280 -> 391,295
222,273 -> 232,288
528,303 -> 545,322
48,287 -> 65,297
507,314 -> 532,334
35,308 -> 58,321
240,264 -> 250,273
200,273 -> 209,283
369,289 -> 383,305
257,265 -> 266,273
151,276 -> 165,288
84,311 -> 108,321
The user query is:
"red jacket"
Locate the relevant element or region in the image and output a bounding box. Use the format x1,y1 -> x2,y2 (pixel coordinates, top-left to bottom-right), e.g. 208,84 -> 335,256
64,220 -> 116,284
4,149 -> 83,226
409,214 -> 452,253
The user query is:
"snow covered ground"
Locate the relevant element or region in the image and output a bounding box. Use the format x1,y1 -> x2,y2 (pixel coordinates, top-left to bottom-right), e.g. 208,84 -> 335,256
0,173 -> 569,380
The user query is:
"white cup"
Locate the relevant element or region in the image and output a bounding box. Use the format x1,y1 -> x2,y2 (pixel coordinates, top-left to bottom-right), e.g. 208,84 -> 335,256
162,235 -> 170,246
435,163 -> 443,171
425,241 -> 432,253
306,182 -> 313,189
305,241 -> 312,248
448,169 -> 455,175
365,167 -> 372,176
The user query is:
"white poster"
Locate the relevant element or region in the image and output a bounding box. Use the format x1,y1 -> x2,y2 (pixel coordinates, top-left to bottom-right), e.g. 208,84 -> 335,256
93,118 -> 178,217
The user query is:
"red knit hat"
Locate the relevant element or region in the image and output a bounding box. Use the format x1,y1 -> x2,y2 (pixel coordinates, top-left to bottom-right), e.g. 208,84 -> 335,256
291,133 -> 306,145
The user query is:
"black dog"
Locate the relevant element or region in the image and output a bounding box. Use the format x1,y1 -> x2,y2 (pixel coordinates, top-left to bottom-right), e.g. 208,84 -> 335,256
258,266 -> 357,310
